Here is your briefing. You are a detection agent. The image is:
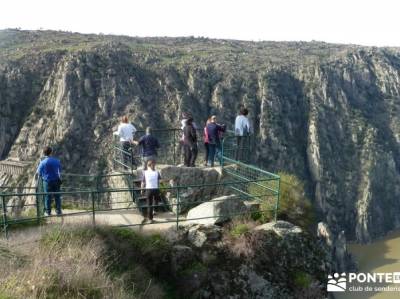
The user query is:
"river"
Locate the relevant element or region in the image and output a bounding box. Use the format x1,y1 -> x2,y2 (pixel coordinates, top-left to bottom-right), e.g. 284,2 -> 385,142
335,230 -> 400,299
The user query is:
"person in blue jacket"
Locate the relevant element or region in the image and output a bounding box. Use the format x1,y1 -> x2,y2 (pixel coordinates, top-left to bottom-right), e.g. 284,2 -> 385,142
36,146 -> 62,216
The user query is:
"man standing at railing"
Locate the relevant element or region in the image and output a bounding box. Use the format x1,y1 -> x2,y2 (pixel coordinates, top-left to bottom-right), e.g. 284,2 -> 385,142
36,146 -> 62,216
133,127 -> 160,170
114,116 -> 137,169
235,107 -> 251,161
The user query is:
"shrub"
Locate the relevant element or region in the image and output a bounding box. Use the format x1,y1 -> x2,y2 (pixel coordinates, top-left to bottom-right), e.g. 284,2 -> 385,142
293,270 -> 312,288
230,223 -> 250,237
249,172 -> 315,229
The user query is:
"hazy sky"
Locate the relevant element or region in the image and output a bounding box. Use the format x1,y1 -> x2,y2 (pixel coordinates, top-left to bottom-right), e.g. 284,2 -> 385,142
1,0 -> 399,46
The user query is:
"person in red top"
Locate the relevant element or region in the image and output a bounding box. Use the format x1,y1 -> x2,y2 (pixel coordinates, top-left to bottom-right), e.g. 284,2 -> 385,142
203,117 -> 211,166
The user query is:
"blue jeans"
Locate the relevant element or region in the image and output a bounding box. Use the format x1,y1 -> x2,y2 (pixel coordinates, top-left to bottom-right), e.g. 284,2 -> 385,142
43,180 -> 62,215
208,144 -> 216,166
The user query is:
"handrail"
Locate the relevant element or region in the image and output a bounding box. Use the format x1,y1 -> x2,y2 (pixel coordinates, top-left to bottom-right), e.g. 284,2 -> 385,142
1,127 -> 280,238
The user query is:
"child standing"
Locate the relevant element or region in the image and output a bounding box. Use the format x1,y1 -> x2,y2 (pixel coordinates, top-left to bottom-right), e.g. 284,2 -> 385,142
141,160 -> 161,224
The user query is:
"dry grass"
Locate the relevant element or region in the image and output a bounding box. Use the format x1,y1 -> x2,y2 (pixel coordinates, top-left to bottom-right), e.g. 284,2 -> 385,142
0,225 -> 166,299
221,216 -> 259,258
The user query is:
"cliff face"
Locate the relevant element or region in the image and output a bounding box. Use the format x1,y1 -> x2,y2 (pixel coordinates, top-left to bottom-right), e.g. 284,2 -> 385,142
1,29 -> 400,243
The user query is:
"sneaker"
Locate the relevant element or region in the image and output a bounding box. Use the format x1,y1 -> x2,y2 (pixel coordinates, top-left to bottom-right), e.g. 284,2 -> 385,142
44,212 -> 51,217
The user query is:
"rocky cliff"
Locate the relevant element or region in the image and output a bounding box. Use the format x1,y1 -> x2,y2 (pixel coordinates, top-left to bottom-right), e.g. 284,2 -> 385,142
1,29 -> 400,244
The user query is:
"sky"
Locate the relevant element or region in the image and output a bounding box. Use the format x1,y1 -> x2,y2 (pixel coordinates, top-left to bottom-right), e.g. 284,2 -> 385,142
0,0 -> 399,47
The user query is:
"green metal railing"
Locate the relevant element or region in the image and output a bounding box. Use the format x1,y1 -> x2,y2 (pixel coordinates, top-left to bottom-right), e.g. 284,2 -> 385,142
112,128 -> 253,171
0,128 -> 279,238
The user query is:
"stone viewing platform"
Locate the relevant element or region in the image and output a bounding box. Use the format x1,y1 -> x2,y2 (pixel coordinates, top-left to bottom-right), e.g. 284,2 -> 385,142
0,159 -> 32,175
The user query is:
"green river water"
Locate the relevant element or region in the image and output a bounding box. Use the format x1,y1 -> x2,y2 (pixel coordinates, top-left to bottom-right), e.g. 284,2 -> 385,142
335,230 -> 400,299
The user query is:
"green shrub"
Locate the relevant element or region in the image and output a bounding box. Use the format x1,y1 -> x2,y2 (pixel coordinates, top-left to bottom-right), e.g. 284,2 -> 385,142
230,223 -> 250,237
249,172 -> 315,229
293,270 -> 312,288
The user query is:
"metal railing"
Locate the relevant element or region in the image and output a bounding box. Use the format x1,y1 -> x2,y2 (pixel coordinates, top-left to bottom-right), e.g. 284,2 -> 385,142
0,129 -> 278,238
112,128 -> 253,171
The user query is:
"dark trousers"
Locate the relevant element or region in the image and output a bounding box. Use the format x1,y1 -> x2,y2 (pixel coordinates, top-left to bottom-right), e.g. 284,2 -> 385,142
208,144 -> 217,166
235,136 -> 245,161
43,180 -> 62,215
184,144 -> 198,167
121,141 -> 132,169
204,143 -> 209,164
145,189 -> 160,220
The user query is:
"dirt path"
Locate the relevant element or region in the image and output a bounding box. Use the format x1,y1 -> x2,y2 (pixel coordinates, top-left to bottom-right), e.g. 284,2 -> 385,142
1,209 -> 183,253
53,209 -> 180,231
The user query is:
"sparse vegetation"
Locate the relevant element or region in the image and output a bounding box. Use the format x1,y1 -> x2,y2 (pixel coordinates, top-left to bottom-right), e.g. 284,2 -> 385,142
0,226 -> 169,299
249,172 -> 315,229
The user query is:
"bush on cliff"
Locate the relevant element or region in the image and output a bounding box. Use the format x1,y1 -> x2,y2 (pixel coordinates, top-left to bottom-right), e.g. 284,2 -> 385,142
249,172 -> 315,229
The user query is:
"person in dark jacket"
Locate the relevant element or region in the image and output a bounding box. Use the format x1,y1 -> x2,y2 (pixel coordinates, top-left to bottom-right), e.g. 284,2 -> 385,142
36,146 -> 62,216
134,127 -> 160,170
183,118 -> 198,167
206,115 -> 226,167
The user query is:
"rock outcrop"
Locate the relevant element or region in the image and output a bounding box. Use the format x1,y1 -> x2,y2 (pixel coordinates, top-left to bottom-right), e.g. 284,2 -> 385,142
186,194 -> 247,225
165,221 -> 330,298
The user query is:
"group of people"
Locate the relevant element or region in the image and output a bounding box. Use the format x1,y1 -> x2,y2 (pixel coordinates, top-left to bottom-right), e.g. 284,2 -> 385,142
180,113 -> 227,167
36,106 -> 251,218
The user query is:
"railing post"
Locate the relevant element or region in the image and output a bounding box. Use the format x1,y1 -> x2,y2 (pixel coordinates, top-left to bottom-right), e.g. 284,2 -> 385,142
274,177 -> 281,222
176,187 -> 180,230
1,195 -> 8,239
36,177 -> 41,224
91,191 -> 96,227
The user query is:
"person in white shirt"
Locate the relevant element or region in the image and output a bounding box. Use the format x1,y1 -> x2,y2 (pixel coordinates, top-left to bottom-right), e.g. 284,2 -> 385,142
141,160 -> 161,224
234,107 -> 251,161
114,116 -> 137,169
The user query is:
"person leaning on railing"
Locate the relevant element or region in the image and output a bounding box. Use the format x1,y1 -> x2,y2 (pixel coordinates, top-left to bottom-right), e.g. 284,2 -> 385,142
234,107 -> 251,161
206,115 -> 226,167
203,117 -> 211,166
36,146 -> 62,216
132,127 -> 160,170
113,116 -> 137,169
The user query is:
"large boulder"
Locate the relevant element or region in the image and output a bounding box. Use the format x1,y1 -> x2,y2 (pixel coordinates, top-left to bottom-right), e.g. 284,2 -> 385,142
186,194 -> 247,225
187,224 -> 223,247
253,220 -> 303,236
158,165 -> 221,213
